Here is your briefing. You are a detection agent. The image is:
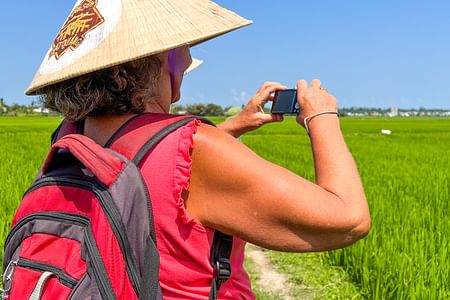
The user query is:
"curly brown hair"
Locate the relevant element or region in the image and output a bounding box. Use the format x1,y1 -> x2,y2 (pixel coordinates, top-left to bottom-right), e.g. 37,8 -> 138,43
40,55 -> 163,121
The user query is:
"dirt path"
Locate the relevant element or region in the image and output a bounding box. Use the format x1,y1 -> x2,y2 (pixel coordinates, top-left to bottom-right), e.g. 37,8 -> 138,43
246,244 -> 362,300
245,244 -> 295,299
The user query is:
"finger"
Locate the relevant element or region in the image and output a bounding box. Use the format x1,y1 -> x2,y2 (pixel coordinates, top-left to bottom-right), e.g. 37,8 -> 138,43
259,92 -> 281,109
258,84 -> 288,105
297,80 -> 307,100
263,81 -> 282,88
266,93 -> 275,102
262,83 -> 288,94
253,83 -> 287,104
256,81 -> 282,95
310,79 -> 322,91
331,95 -> 338,106
270,114 -> 284,122
260,113 -> 284,124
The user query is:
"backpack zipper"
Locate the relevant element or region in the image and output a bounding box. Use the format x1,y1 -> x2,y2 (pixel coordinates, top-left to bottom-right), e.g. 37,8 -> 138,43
5,212 -> 116,300
5,212 -> 89,247
24,177 -> 141,296
17,258 -> 78,288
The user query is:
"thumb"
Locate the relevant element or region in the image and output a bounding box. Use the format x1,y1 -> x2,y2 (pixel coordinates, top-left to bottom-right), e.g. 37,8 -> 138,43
261,113 -> 284,124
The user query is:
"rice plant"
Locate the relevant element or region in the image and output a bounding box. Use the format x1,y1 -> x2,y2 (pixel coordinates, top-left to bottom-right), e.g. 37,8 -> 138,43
0,116 -> 449,299
243,117 -> 450,299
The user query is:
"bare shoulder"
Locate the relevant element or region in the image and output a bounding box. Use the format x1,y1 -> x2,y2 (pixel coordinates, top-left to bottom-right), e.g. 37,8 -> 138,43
193,122 -> 245,151
193,121 -> 231,149
191,122 -> 268,183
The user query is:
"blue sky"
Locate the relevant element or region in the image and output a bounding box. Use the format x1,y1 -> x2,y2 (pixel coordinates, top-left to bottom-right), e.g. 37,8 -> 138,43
1,0 -> 450,108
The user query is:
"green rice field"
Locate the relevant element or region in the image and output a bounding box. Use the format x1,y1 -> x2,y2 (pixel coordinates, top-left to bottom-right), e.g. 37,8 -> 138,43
1,116 -> 449,299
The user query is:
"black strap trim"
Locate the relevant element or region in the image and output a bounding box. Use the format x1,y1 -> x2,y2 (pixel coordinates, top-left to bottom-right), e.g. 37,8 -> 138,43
76,119 -> 85,135
50,121 -> 64,145
132,117 -> 197,165
209,231 -> 233,300
139,236 -> 163,300
196,117 -> 215,127
209,280 -> 219,300
50,120 -> 84,145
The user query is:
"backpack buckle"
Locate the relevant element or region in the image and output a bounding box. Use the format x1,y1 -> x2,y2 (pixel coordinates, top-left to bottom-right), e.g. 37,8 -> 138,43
214,257 -> 231,285
1,260 -> 17,298
1,287 -> 10,299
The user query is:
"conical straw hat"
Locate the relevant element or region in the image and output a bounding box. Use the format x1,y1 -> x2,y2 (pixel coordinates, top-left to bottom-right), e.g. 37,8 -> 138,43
26,0 -> 252,95
185,58 -> 203,74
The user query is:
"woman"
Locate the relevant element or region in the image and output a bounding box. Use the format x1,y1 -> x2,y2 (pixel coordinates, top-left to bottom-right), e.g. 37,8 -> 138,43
26,0 -> 370,298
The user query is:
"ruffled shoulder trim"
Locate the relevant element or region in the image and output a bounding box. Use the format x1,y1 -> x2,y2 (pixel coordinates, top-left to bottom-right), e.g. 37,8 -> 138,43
173,119 -> 207,231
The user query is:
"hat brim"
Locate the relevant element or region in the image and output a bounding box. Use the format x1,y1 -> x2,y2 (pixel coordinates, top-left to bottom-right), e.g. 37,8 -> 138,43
185,58 -> 203,74
25,0 -> 252,95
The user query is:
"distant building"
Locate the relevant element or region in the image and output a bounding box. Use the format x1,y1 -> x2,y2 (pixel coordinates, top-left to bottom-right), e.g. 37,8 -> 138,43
389,107 -> 399,117
33,107 -> 50,114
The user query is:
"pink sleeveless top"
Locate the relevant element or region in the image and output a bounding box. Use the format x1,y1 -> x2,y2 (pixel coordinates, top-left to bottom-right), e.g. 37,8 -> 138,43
139,117 -> 255,299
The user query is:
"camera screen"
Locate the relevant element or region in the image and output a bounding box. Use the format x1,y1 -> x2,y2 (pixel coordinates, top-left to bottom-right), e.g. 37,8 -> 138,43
271,90 -> 297,114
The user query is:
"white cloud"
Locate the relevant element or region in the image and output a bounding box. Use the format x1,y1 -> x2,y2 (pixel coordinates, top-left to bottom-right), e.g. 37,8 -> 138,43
231,88 -> 249,104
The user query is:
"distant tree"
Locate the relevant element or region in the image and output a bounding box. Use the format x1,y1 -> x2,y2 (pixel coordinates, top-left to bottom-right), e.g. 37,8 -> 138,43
204,103 -> 223,116
10,103 -> 28,115
170,104 -> 186,114
186,103 -> 206,116
225,106 -> 242,117
185,103 -> 224,116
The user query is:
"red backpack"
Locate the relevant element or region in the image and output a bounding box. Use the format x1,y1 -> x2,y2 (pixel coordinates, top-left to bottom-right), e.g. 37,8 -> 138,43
2,114 -> 232,300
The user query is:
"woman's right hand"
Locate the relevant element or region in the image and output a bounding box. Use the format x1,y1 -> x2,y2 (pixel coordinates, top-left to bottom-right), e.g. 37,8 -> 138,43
217,82 -> 287,137
296,79 -> 338,129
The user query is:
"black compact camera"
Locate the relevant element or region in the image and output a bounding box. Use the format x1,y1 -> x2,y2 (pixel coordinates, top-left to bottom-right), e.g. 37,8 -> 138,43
271,89 -> 300,115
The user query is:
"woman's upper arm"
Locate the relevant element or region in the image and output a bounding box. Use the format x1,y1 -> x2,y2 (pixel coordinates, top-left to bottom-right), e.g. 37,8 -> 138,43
185,124 -> 367,252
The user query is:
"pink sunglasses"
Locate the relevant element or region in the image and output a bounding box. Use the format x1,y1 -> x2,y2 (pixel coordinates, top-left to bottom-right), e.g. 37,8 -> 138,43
168,47 -> 193,76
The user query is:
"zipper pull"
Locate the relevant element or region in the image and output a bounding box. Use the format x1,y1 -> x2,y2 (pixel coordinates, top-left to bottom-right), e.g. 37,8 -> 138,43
1,260 -> 18,299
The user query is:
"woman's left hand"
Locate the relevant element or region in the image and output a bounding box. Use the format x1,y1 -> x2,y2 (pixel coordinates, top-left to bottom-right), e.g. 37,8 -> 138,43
218,82 -> 287,137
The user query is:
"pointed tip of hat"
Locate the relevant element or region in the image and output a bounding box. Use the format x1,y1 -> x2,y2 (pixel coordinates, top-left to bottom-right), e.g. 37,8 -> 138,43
25,0 -> 253,95
185,58 -> 203,74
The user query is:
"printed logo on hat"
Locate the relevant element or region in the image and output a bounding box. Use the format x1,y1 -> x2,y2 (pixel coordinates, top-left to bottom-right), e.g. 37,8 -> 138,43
39,0 -> 121,75
49,0 -> 105,60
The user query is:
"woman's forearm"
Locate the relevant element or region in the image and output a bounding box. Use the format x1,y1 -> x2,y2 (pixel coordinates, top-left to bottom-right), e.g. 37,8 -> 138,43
308,115 -> 369,224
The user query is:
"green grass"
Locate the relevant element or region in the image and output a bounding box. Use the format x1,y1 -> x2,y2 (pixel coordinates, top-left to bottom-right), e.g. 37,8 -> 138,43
0,116 -> 449,299
267,251 -> 362,300
242,117 -> 450,299
0,117 -> 63,264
